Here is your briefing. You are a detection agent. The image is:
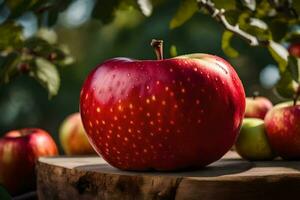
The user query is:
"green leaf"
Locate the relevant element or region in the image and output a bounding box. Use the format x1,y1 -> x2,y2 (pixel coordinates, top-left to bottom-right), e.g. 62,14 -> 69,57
120,0 -> 162,15
6,0 -> 70,21
137,0 -> 153,16
92,0 -> 120,24
92,0 -> 164,22
0,185 -> 11,200
36,28 -> 58,44
224,10 -> 242,25
169,0 -> 197,29
271,43 -> 299,99
268,40 -> 288,72
30,57 -> 60,98
287,55 -> 300,83
56,45 -> 74,66
47,11 -> 60,27
237,13 -> 271,41
267,19 -> 289,42
275,70 -> 299,99
6,0 -> 34,18
212,0 -> 236,10
292,1 -> 300,15
58,55 -> 74,66
0,22 -> 23,50
52,0 -> 73,12
244,19 -> 271,41
34,0 -> 72,26
284,30 -> 300,43
221,31 -> 239,58
255,0 -> 273,18
23,32 -> 73,67
170,45 -> 178,57
249,18 -> 267,30
0,52 -> 20,84
240,0 -> 256,11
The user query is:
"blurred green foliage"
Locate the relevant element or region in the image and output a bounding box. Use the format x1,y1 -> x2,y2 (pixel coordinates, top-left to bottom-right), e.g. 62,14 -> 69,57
0,0 -> 299,148
0,185 -> 10,200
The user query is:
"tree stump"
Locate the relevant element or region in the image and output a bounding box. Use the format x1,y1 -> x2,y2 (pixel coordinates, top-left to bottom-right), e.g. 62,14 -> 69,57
37,151 -> 300,200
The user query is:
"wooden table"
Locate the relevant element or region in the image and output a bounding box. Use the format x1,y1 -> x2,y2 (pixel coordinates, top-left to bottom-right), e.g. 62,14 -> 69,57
37,151 -> 300,200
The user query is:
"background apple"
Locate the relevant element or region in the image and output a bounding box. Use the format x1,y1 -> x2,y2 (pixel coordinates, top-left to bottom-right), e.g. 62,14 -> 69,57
288,43 -> 300,57
245,95 -> 273,119
59,112 -> 95,155
235,118 -> 275,161
80,40 -> 245,171
265,101 -> 300,160
0,128 -> 58,195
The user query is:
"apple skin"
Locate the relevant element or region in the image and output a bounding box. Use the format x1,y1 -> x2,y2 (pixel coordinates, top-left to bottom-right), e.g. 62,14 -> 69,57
59,113 -> 96,155
245,97 -> 273,119
288,43 -> 300,57
265,101 -> 300,160
80,53 -> 245,171
0,128 -> 58,195
235,118 -> 275,161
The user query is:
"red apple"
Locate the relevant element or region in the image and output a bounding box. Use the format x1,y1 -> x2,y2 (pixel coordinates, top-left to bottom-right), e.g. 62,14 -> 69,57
288,43 -> 300,57
59,113 -> 96,155
0,128 -> 58,195
265,101 -> 300,159
80,40 -> 245,170
245,96 -> 273,119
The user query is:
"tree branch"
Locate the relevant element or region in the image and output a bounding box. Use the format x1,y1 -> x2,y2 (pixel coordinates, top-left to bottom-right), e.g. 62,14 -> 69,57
197,0 -> 266,46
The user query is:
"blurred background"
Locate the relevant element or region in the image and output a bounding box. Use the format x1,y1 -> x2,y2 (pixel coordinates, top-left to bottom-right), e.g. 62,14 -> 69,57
0,0 -> 281,150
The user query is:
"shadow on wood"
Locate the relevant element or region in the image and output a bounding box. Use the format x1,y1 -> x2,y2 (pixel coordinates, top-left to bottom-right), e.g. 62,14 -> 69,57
74,158 -> 252,177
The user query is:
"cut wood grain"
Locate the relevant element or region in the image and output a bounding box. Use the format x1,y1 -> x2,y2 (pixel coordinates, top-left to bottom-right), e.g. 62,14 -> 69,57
37,151 -> 300,200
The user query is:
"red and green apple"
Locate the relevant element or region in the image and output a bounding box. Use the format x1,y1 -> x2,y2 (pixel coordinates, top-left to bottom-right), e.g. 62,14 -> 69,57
79,40 -> 245,170
59,112 -> 95,155
0,128 -> 58,195
235,118 -> 275,161
245,95 -> 273,119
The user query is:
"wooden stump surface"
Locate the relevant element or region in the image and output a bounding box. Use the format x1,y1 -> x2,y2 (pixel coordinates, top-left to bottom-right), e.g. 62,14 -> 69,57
37,151 -> 300,200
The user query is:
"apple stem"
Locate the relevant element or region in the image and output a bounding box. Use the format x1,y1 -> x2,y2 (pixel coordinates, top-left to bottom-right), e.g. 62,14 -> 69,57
151,39 -> 164,60
252,91 -> 259,100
